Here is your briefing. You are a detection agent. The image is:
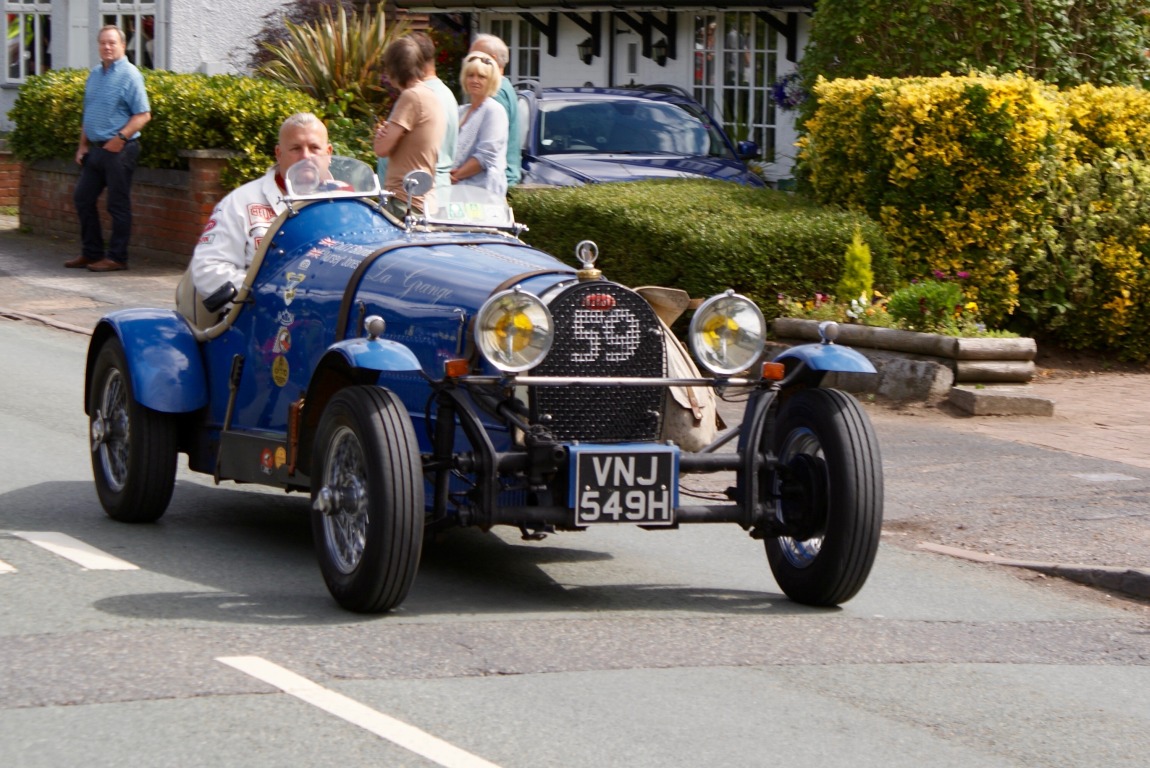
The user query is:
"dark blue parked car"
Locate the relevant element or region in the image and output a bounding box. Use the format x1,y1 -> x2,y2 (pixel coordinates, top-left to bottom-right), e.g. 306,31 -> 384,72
517,85 -> 766,187
84,158 -> 880,614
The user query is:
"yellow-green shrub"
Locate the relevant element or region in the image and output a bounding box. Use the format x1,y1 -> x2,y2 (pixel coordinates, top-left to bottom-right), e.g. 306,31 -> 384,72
9,69 -> 320,188
801,73 -> 1067,327
800,71 -> 1150,360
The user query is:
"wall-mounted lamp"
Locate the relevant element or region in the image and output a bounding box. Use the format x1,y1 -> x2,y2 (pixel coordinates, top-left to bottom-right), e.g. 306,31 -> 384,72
577,37 -> 594,65
652,37 -> 668,67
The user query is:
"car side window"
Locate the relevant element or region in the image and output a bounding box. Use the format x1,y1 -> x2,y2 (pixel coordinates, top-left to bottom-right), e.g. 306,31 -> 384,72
517,95 -> 531,151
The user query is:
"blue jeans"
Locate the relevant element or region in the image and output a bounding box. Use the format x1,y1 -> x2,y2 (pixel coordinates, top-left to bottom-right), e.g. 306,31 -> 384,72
73,141 -> 141,263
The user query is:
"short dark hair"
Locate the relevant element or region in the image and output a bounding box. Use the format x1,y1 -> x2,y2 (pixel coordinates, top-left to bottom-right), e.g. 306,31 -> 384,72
409,31 -> 435,64
383,37 -> 425,88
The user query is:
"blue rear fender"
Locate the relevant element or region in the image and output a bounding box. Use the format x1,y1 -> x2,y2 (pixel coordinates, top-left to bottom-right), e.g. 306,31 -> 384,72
773,342 -> 876,374
87,309 -> 209,414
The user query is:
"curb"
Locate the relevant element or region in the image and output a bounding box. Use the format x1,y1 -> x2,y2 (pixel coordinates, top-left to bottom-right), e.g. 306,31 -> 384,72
0,308 -> 92,336
918,542 -> 1150,599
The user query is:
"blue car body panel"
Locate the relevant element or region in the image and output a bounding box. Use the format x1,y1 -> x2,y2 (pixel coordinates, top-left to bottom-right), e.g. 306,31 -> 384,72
97,309 -> 209,413
198,197 -> 576,436
773,342 -> 877,373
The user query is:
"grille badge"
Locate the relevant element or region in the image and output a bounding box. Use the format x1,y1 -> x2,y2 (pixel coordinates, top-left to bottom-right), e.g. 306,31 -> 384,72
582,293 -> 616,310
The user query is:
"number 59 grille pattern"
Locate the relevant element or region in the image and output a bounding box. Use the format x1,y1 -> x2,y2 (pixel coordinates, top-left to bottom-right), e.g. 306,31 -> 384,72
530,283 -> 665,442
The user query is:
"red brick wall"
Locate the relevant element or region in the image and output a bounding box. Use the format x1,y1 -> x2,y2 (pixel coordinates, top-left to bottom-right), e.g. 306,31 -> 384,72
17,150 -> 236,265
0,148 -> 23,207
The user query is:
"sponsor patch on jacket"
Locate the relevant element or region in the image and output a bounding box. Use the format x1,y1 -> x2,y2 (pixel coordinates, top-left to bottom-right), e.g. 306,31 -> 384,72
247,204 -> 276,224
201,218 -> 217,233
198,234 -> 215,245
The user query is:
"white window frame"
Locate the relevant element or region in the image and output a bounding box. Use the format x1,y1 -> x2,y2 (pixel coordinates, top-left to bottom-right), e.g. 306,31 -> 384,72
99,0 -> 157,69
484,15 -> 539,82
4,0 -> 52,84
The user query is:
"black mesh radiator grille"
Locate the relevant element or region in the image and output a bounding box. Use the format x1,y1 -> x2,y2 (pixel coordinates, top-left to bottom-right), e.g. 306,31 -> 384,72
530,282 -> 665,442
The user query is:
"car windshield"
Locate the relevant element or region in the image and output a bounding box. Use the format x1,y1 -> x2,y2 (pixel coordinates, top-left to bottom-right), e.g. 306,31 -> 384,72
283,156 -> 381,198
424,184 -> 516,230
536,99 -> 735,159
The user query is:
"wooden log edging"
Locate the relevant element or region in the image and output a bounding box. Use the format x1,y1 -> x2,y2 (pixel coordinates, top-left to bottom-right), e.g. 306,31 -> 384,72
771,318 -> 1037,384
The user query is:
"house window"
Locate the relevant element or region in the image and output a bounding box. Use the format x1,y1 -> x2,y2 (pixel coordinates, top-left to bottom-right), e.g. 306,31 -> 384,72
484,15 -> 538,81
693,12 -> 780,163
101,1 -> 156,69
5,0 -> 52,83
515,17 -> 539,81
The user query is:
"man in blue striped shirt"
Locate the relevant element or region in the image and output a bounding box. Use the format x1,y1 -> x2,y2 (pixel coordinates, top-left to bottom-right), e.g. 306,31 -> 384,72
64,25 -> 151,273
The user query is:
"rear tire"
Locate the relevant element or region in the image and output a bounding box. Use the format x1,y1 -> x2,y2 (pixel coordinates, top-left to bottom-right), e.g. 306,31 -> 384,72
88,337 -> 178,523
766,388 -> 883,606
311,386 -> 423,613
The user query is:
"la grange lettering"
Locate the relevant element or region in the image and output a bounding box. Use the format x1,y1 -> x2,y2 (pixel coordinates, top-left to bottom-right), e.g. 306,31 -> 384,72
362,265 -> 455,304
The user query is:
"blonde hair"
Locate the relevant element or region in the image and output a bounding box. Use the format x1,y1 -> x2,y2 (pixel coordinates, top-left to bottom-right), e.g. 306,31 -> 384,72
461,53 -> 501,99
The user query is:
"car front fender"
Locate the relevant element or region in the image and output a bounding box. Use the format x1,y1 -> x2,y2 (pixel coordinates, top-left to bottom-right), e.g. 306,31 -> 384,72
326,337 -> 423,373
88,309 -> 208,414
773,342 -> 877,374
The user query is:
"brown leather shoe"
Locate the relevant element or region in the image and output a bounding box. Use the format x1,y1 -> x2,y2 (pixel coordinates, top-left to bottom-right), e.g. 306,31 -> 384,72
64,255 -> 97,269
86,258 -> 128,273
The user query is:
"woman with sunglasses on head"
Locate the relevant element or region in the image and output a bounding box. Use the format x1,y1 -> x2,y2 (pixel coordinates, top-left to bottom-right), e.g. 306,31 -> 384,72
449,53 -> 508,199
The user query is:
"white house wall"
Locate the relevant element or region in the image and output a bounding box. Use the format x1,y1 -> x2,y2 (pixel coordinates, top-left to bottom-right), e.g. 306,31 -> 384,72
167,0 -> 285,75
0,0 -> 282,128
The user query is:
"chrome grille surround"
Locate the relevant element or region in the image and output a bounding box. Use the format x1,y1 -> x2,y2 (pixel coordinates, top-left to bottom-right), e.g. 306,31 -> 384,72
530,282 -> 665,442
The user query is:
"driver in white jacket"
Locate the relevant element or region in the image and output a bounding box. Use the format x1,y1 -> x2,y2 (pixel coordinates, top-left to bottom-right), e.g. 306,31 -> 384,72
190,112 -> 334,299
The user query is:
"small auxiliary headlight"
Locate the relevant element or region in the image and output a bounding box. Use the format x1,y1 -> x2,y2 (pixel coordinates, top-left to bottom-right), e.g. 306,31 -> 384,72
475,288 -> 554,373
688,290 -> 766,376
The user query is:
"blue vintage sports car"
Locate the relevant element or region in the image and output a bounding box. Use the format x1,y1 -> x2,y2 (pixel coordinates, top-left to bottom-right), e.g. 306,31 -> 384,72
84,157 -> 881,613
517,85 -> 766,187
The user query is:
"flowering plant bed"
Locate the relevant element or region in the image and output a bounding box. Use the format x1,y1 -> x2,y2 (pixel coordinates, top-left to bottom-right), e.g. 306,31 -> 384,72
773,318 -> 1037,384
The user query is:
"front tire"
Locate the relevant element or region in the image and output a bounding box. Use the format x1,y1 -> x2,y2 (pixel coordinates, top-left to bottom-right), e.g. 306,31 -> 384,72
311,386 -> 423,613
88,337 -> 178,522
766,388 -> 883,606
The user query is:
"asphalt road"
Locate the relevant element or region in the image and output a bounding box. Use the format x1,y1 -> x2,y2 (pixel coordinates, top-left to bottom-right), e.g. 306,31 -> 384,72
3,319 -> 1150,767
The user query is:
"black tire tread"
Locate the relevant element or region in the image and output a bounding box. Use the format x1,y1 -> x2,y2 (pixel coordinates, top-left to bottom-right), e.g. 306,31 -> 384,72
767,387 -> 883,606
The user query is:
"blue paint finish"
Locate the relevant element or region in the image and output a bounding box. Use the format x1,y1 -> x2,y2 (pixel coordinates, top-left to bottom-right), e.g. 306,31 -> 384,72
773,342 -> 877,373
328,337 -> 422,373
97,309 -> 208,413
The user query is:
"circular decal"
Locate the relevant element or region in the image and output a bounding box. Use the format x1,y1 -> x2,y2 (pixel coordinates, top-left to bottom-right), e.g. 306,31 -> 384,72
272,356 -> 289,387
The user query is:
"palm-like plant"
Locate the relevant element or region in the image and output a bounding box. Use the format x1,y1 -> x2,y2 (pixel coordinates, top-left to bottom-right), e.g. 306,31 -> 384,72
255,2 -> 408,123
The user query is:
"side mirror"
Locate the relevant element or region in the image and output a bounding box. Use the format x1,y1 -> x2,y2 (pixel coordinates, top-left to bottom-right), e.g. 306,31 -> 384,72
736,140 -> 761,160
202,282 -> 238,313
399,170 -> 434,226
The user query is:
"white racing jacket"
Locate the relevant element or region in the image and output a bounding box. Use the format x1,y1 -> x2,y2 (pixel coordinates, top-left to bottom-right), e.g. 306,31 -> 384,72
190,168 -> 288,298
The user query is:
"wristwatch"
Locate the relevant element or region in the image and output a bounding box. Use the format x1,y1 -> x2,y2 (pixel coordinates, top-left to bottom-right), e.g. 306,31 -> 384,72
116,131 -> 128,142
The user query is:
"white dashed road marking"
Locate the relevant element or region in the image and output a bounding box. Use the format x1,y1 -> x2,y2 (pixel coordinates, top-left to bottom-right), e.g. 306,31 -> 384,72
10,531 -> 139,570
217,656 -> 502,768
0,558 -> 15,573
1072,473 -> 1139,482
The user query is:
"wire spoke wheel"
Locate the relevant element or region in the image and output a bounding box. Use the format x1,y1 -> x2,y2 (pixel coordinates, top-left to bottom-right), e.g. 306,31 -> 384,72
765,388 -> 883,606
88,337 -> 177,523
311,386 -> 423,613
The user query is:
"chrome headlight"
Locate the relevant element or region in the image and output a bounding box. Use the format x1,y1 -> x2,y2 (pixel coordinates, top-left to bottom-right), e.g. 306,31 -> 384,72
475,288 -> 554,373
688,290 -> 766,375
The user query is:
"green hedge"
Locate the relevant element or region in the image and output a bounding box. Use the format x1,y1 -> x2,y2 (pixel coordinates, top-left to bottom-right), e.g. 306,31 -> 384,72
9,69 -> 320,188
509,180 -> 895,319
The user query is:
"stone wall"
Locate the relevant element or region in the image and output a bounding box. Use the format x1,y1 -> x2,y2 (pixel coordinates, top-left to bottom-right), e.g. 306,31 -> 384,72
16,150 -> 236,265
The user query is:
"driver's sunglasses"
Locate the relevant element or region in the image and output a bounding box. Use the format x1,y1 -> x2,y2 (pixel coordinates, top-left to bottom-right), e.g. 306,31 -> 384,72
465,54 -> 496,67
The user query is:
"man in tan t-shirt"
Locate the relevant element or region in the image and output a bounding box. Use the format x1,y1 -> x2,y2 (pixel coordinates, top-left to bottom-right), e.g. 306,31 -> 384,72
374,36 -> 447,215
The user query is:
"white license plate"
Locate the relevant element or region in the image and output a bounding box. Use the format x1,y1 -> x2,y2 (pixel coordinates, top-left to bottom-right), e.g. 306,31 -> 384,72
570,445 -> 679,525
